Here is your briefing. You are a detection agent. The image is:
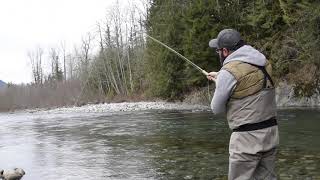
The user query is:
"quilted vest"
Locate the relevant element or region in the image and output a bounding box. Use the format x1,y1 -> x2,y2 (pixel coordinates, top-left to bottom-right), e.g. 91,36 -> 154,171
222,60 -> 276,130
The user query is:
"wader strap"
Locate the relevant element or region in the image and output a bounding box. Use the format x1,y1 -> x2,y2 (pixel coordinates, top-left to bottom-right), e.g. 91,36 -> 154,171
233,117 -> 277,132
246,63 -> 275,88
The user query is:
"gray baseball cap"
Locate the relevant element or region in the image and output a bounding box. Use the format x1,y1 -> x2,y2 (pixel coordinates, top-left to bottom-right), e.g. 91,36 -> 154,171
209,29 -> 242,49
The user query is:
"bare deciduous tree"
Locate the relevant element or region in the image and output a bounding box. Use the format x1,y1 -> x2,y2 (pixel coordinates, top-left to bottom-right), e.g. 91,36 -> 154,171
28,47 -> 44,85
60,41 -> 67,82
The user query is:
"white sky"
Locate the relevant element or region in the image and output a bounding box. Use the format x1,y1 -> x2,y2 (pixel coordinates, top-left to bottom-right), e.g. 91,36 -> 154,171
0,0 -> 142,84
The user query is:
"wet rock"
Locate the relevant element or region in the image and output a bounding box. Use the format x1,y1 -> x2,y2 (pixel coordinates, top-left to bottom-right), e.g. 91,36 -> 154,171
0,168 -> 25,180
276,81 -> 320,107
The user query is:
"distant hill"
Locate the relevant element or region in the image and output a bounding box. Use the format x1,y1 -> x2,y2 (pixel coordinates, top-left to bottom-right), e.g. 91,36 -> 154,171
0,80 -> 6,88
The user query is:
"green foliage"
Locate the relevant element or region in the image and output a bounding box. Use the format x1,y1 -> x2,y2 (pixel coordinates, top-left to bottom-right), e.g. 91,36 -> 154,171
182,0 -> 221,87
289,5 -> 320,97
145,0 -> 188,100
145,0 -> 320,99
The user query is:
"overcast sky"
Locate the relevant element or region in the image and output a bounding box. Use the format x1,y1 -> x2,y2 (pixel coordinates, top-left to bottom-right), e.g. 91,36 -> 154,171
0,0 -> 139,84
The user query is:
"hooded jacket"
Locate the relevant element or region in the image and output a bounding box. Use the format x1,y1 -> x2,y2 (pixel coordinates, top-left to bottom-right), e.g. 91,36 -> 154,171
211,45 -> 277,130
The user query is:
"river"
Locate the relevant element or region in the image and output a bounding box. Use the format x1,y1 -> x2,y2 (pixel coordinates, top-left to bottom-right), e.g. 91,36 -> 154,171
0,108 -> 319,179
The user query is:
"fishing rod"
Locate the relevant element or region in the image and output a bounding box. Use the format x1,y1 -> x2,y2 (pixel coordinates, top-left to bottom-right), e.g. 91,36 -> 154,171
145,34 -> 209,76
132,4 -> 209,76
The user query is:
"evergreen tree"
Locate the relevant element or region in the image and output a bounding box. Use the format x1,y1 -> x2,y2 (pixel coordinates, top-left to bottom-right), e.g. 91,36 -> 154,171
145,0 -> 320,99
145,0 -> 189,100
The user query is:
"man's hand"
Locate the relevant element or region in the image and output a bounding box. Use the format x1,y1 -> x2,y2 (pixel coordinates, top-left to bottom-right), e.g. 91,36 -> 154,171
207,71 -> 219,82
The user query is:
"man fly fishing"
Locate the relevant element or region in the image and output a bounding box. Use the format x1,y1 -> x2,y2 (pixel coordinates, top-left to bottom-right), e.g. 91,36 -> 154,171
146,29 -> 279,179
207,29 -> 279,180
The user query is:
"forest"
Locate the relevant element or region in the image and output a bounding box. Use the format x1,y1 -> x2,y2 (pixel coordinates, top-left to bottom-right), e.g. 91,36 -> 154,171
0,0 -> 319,111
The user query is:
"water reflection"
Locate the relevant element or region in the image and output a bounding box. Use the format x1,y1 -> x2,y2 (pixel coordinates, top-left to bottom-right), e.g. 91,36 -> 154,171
0,109 -> 319,179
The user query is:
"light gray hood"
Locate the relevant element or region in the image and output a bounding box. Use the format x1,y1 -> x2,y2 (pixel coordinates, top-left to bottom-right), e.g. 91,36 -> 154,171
211,45 -> 267,115
223,45 -> 266,66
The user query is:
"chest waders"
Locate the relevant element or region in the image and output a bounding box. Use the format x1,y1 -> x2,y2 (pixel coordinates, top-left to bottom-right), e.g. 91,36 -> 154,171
222,60 -> 279,180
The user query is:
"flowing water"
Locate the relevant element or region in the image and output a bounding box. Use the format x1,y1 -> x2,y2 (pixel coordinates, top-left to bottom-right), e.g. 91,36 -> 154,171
0,108 -> 319,180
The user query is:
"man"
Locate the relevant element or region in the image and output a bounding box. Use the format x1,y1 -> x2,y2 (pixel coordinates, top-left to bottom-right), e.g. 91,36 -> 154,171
207,29 -> 279,180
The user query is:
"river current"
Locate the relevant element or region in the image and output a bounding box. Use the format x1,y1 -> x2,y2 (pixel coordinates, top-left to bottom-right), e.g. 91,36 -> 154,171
0,108 -> 319,179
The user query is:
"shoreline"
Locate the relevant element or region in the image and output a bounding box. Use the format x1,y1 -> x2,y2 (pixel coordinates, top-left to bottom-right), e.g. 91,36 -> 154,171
6,100 -> 319,115
15,101 -> 211,114
2,82 -> 320,114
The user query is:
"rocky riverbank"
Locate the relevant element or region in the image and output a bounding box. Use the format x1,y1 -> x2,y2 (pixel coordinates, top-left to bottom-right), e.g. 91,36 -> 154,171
21,101 -> 210,114
276,82 -> 320,107
12,82 -> 319,114
183,82 -> 320,108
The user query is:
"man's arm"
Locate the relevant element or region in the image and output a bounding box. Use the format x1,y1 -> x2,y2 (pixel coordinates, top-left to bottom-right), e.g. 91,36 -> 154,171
211,70 -> 237,114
